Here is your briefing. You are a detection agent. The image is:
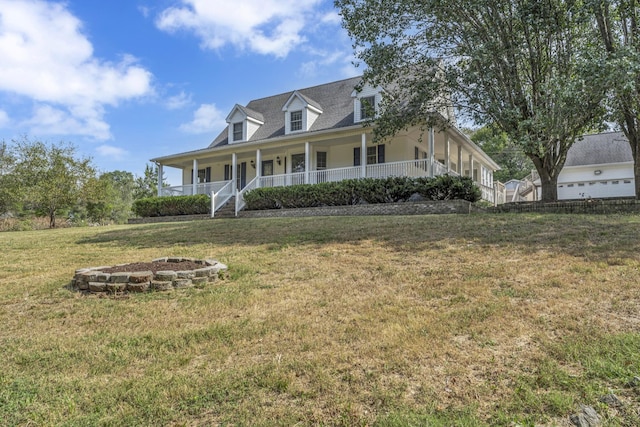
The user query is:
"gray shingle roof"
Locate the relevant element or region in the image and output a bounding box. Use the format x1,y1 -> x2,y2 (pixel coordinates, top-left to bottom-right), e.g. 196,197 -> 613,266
208,76 -> 361,148
236,105 -> 264,123
564,132 -> 632,167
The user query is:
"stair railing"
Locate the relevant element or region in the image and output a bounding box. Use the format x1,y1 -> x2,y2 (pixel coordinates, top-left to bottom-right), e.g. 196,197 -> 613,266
211,180 -> 234,218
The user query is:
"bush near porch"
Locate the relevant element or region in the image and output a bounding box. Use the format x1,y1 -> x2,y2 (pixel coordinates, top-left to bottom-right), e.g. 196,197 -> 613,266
132,194 -> 210,217
243,175 -> 480,210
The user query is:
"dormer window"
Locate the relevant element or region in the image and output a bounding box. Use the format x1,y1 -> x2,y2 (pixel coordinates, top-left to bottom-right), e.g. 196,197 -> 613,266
282,91 -> 323,135
233,122 -> 243,141
360,96 -> 376,120
352,84 -> 382,123
226,104 -> 264,143
290,111 -> 303,132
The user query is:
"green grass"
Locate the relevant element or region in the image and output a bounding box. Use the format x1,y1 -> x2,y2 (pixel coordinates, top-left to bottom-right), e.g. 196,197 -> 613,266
1,214 -> 639,426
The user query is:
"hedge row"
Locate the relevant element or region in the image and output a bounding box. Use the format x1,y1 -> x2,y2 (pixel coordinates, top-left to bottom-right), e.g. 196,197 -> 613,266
243,175 -> 480,210
132,194 -> 210,217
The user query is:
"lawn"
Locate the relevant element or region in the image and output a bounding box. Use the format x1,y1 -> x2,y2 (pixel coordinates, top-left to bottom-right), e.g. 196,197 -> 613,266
0,214 -> 639,426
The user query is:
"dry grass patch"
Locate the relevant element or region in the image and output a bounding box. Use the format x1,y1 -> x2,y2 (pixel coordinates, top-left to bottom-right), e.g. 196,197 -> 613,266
1,214 -> 639,426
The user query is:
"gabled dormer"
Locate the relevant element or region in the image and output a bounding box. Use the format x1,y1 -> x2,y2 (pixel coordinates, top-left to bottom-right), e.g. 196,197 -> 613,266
226,104 -> 264,143
352,84 -> 382,123
282,91 -> 323,135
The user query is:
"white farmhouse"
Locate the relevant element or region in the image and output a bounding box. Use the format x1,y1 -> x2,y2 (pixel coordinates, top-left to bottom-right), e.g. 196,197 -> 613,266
151,77 -> 502,216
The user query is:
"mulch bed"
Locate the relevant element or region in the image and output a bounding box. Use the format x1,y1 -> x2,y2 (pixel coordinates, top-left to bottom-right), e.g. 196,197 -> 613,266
100,261 -> 206,274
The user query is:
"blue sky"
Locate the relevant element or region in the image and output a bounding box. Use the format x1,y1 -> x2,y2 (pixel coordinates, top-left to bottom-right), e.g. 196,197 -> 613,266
0,0 -> 359,184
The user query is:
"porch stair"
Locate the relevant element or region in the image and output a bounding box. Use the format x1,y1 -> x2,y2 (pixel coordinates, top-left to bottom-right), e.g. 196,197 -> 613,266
213,196 -> 237,219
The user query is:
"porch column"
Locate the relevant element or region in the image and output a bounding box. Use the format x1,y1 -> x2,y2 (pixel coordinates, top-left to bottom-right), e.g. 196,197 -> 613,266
468,154 -> 475,181
428,127 -> 435,177
156,163 -> 163,197
444,134 -> 450,172
361,133 -> 367,178
192,159 -> 198,195
231,153 -> 237,194
304,142 -> 310,184
457,144 -> 463,175
256,149 -> 262,188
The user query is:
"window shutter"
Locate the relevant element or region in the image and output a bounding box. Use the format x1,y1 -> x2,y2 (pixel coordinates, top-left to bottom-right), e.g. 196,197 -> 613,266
353,147 -> 361,166
378,144 -> 385,163
224,164 -> 230,181
190,168 -> 193,184
205,167 -> 211,182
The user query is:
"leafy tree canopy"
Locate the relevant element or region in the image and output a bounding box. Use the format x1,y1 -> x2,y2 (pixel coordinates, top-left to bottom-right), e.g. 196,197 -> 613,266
468,126 -> 535,182
2,137 -> 97,228
337,0 -> 607,201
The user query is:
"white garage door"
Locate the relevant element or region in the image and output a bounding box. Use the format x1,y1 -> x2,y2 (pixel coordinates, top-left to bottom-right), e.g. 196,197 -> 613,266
558,179 -> 635,199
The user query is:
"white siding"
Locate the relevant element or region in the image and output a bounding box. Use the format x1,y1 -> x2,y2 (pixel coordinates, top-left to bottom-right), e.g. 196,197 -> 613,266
307,109 -> 320,130
247,119 -> 261,140
227,110 -> 246,143
557,163 -> 634,199
284,97 -> 306,135
353,85 -> 380,123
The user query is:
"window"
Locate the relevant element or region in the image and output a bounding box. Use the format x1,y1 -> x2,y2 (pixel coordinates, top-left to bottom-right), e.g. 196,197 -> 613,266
360,96 -> 376,120
317,152 -> 327,169
355,144 -> 385,166
233,122 -> 243,141
290,110 -> 302,131
291,153 -> 305,172
192,167 -> 210,184
613,180 -> 619,184
224,164 -> 231,181
578,183 -> 585,187
367,146 -> 378,164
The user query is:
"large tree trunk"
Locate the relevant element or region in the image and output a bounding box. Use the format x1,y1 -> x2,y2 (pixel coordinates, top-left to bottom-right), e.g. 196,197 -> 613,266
530,155 -> 560,202
631,139 -> 640,200
537,169 -> 559,202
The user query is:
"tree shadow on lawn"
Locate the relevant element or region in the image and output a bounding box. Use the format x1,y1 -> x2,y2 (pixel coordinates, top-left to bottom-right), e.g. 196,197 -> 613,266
76,214 -> 640,263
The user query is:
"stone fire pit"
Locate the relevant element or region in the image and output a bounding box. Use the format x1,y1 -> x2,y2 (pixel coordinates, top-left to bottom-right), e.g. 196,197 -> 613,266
70,257 -> 228,294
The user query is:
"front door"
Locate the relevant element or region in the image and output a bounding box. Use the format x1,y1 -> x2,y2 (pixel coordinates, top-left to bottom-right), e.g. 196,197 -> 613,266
236,162 -> 246,190
262,160 -> 274,187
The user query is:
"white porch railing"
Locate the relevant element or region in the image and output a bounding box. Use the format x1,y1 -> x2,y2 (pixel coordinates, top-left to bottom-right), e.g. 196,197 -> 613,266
164,159 -> 501,215
478,183 -> 496,205
211,180 -> 234,217
307,166 -> 362,184
494,181 -> 506,205
161,181 -> 228,197
236,176 -> 259,216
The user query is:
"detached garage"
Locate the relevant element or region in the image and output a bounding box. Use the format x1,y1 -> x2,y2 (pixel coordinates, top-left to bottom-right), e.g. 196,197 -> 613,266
556,132 -> 634,200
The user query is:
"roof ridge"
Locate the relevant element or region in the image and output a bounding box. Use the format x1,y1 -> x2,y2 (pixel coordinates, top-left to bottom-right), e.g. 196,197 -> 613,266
244,75 -> 361,105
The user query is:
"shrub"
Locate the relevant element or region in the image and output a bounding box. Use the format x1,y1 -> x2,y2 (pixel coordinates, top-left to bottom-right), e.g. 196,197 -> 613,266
132,195 -> 210,217
243,175 -> 480,211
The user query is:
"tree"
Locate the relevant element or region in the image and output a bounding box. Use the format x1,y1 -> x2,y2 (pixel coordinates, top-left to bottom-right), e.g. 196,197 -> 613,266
133,163 -> 165,200
589,0 -> 640,197
0,141 -> 18,214
82,171 -> 134,224
8,138 -> 96,228
336,0 -> 607,201
469,126 -> 534,182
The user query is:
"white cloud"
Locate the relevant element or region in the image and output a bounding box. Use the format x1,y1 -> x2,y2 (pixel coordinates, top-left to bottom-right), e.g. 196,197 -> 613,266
321,11 -> 341,25
180,103 -> 226,134
166,91 -> 192,110
0,0 -> 154,139
0,109 -> 9,127
156,0 -> 323,57
299,49 -> 358,79
96,144 -> 128,160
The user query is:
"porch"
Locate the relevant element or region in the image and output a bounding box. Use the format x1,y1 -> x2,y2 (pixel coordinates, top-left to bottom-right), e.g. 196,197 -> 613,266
159,158 -> 503,216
